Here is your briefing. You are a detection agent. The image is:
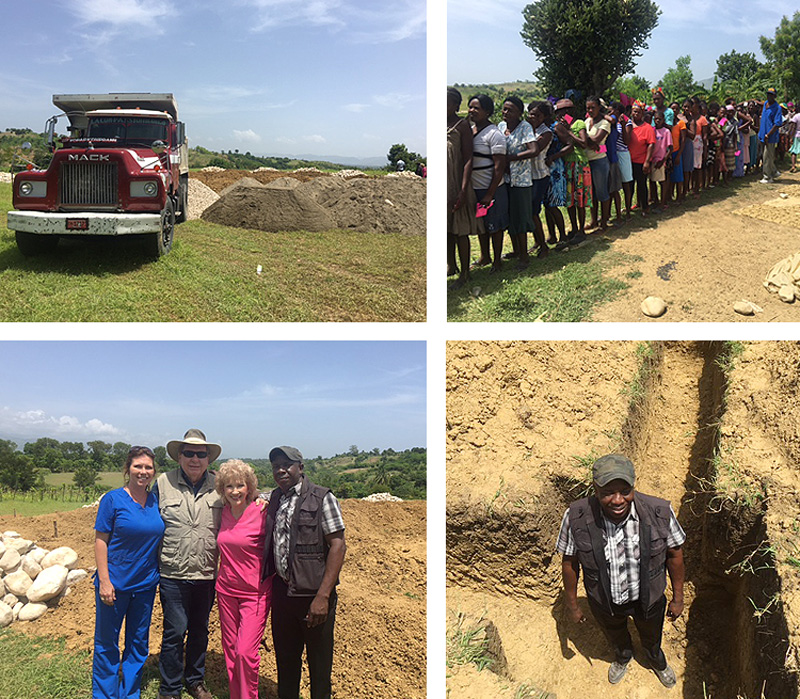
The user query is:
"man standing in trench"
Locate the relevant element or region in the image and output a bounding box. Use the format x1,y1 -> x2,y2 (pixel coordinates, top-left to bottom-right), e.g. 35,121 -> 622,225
263,446 -> 346,699
155,429 -> 223,699
556,454 -> 686,688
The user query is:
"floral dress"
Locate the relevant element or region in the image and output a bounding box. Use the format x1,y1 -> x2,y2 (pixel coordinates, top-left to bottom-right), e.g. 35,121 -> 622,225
545,122 -> 567,207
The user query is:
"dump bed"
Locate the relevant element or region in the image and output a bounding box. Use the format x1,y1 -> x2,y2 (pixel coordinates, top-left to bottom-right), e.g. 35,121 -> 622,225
52,93 -> 179,131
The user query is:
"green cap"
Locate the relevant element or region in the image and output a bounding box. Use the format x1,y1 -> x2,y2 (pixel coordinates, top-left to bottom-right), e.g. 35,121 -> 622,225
592,454 -> 635,487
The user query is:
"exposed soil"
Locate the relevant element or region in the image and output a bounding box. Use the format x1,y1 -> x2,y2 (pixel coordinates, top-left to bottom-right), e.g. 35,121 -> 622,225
446,341 -> 800,698
191,170 -> 426,236
0,500 -> 426,699
587,171 -> 800,322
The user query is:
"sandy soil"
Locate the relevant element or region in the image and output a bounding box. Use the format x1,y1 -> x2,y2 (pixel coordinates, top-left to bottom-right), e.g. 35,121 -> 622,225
587,171 -> 800,321
0,500 -> 426,699
446,341 -> 800,698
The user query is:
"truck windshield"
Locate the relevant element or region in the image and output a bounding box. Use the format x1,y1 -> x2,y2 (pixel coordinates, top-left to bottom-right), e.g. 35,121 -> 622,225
86,116 -> 168,146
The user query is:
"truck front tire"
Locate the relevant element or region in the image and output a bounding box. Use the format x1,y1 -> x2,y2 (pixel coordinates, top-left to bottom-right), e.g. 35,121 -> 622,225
144,198 -> 175,257
15,231 -> 58,256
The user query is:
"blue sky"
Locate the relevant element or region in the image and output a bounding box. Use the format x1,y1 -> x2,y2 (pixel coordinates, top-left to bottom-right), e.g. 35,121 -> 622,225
0,341 -> 426,459
448,0 -> 796,89
1,0 -> 426,162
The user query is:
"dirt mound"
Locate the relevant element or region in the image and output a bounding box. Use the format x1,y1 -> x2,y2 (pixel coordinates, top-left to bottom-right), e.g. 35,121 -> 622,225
191,169 -> 330,193
203,186 -> 335,232
200,172 -> 426,236
447,341 -> 800,698
0,500 -> 426,699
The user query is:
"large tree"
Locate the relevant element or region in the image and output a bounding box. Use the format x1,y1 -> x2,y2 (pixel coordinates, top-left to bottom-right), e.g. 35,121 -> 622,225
659,55 -> 703,104
521,0 -> 660,99
715,50 -> 762,83
0,440 -> 35,490
760,11 -> 800,100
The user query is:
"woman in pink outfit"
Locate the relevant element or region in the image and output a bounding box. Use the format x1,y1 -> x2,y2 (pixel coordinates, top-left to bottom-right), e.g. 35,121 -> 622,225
215,460 -> 272,699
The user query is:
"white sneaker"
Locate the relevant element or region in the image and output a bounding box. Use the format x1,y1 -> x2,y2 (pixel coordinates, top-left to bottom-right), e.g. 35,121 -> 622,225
760,177 -> 772,184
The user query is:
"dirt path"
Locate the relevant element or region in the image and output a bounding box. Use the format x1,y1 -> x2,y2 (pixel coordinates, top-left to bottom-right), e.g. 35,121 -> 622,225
590,172 -> 800,322
446,342 -> 799,698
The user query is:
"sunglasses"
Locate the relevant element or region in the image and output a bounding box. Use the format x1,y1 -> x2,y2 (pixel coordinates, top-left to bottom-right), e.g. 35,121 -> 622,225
181,450 -> 208,459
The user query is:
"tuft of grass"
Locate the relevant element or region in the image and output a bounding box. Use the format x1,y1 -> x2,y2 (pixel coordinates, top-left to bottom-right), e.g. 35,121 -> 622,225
716,341 -> 746,375
621,341 -> 658,409
0,183 -> 424,322
515,682 -> 556,699
710,450 -> 764,509
447,241 -> 637,322
446,612 -> 494,672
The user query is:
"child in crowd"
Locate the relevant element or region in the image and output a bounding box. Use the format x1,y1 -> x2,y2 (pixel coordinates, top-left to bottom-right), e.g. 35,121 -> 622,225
649,110 -> 673,209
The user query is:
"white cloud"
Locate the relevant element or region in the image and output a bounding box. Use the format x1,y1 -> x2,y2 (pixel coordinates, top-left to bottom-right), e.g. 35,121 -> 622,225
343,103 -> 369,113
237,0 -> 345,30
0,406 -> 122,440
233,128 -> 262,143
65,0 -> 176,29
305,134 -> 326,143
373,92 -> 414,108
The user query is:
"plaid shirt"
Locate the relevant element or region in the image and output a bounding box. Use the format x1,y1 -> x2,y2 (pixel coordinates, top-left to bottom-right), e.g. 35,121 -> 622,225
556,501 -> 685,605
272,479 -> 345,582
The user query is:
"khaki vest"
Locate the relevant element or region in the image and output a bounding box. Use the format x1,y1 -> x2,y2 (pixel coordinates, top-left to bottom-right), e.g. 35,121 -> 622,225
157,468 -> 223,580
568,492 -> 672,614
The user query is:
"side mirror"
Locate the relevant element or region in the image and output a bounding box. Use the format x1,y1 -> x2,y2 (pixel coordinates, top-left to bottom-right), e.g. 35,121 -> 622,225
21,141 -> 32,150
151,140 -> 167,155
176,122 -> 186,145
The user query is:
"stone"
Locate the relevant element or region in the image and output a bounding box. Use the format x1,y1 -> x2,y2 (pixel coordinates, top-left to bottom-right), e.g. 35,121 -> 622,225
7,538 -> 34,555
641,296 -> 667,318
66,569 -> 89,586
29,547 -> 48,565
0,576 -> 4,597
20,554 -> 43,580
734,300 -> 756,316
778,284 -> 796,303
2,531 -> 21,539
2,593 -> 19,608
0,600 -> 12,628
0,540 -> 5,557
41,546 -> 78,570
4,569 -> 33,597
27,565 -> 69,603
12,601 -> 22,620
18,601 -> 48,621
0,548 -> 21,572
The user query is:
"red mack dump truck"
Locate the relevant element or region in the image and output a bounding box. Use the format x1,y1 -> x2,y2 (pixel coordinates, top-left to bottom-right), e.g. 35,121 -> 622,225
8,93 -> 188,257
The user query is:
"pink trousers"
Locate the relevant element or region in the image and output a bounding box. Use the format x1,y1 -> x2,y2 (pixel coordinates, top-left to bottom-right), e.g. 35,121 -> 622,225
217,590 -> 271,699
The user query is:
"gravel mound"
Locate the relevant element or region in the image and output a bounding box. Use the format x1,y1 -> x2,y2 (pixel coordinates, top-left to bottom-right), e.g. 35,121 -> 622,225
0,172 -> 12,183
361,492 -> 404,502
187,179 -> 220,220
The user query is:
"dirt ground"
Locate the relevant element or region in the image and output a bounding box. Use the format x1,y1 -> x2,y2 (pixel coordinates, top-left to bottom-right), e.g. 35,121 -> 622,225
446,341 -> 800,698
584,170 -> 800,321
0,500 -> 426,699
191,169 -> 426,236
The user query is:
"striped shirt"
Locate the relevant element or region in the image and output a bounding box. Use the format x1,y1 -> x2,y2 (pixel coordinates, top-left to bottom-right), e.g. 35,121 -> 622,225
616,119 -> 630,153
556,501 -> 685,605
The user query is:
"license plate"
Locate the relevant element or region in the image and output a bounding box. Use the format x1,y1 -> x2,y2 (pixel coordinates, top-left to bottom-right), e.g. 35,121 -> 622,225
66,218 -> 89,230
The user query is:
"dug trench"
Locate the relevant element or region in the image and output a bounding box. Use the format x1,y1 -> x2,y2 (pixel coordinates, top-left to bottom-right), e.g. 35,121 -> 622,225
446,341 -> 799,698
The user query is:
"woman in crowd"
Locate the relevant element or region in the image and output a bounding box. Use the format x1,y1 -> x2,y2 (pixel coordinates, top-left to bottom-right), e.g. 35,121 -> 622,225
93,446 -> 164,699
541,100 -> 569,244
215,459 -> 272,699
689,98 -> 709,195
749,100 -> 761,172
611,101 -> 634,220
555,98 -> 592,247
788,103 -> 800,173
525,100 -> 554,257
680,100 -> 697,190
628,101 -> 655,216
468,94 -> 508,273
584,96 -> 612,231
447,87 -> 479,289
668,102 -> 687,205
498,96 -> 537,268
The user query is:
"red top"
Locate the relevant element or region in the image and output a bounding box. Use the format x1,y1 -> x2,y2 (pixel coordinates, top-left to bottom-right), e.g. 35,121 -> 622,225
216,501 -> 271,599
629,122 -> 656,164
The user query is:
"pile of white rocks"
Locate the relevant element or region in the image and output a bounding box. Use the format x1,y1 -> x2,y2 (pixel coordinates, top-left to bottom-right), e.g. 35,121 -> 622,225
0,531 -> 88,628
361,492 -> 404,502
0,172 -> 13,183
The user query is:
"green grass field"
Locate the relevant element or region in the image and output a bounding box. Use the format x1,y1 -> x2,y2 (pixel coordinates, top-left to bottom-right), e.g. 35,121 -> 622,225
0,183 -> 425,322
447,230 -> 640,322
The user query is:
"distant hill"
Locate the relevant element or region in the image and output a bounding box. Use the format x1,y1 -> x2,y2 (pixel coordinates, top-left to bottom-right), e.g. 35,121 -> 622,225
0,128 -> 391,173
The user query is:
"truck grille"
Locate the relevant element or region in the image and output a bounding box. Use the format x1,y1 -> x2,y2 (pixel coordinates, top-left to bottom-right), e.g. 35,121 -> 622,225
59,162 -> 118,208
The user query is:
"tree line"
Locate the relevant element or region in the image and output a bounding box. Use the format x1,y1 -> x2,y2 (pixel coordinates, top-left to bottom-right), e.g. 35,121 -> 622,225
0,438 -> 427,500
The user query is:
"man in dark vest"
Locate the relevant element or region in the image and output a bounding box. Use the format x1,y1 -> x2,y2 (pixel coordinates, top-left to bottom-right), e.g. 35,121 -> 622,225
263,446 -> 346,699
556,454 -> 685,688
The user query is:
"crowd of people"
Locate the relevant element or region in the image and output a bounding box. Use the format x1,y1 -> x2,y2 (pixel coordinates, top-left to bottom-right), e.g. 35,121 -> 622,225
92,429 -> 346,699
447,86 -> 800,289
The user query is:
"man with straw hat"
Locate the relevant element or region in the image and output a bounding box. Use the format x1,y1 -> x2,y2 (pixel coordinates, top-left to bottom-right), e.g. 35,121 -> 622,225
155,429 -> 223,699
556,454 -> 686,689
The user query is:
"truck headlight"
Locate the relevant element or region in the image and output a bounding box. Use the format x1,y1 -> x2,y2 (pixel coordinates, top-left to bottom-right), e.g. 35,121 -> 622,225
130,180 -> 159,197
18,181 -> 46,197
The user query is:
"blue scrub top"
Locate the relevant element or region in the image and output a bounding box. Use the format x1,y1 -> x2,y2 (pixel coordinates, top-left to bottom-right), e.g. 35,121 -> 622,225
759,101 -> 782,144
94,487 -> 165,592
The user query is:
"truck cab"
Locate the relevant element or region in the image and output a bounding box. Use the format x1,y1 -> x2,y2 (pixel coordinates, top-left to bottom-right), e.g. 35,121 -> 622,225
8,93 -> 188,257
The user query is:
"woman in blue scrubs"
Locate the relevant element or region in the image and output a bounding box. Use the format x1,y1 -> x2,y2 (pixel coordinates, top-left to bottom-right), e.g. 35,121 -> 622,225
93,446 -> 165,699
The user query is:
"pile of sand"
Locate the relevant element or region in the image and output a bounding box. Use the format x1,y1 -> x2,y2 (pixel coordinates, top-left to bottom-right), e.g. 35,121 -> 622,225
201,172 -> 426,236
